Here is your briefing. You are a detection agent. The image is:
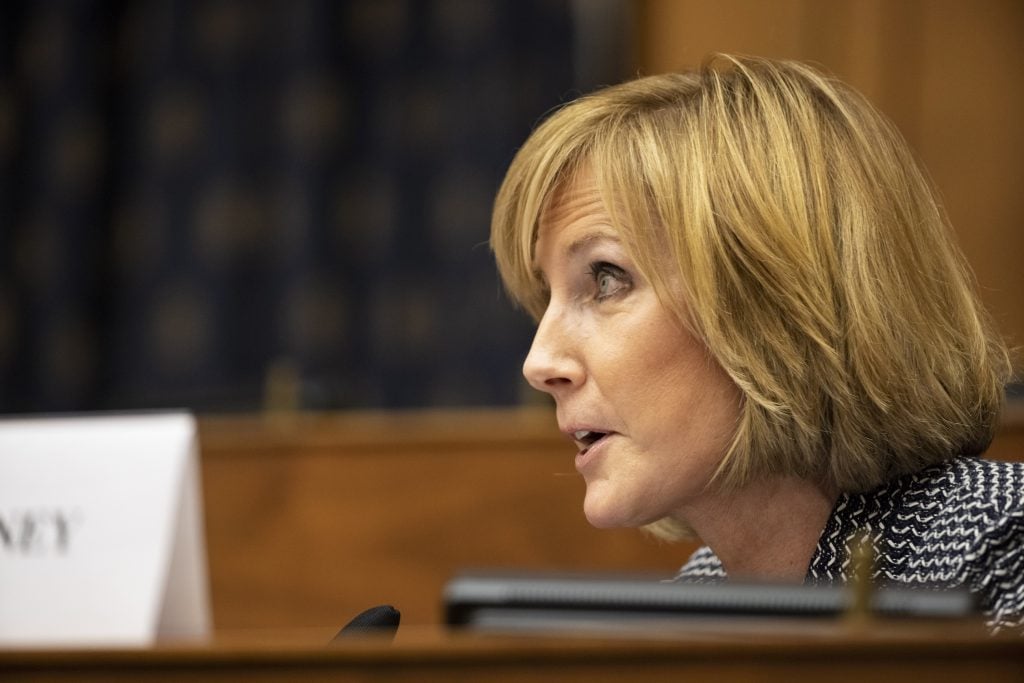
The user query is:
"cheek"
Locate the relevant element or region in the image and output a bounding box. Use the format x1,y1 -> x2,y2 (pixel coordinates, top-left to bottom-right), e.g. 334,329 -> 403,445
638,330 -> 739,445
635,325 -> 706,395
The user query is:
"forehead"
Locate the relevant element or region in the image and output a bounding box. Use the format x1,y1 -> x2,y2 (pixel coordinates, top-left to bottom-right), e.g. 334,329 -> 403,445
535,169 -> 612,251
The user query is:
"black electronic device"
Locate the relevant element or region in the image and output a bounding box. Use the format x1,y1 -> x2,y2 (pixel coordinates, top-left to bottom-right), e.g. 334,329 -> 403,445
331,604 -> 401,643
443,571 -> 976,635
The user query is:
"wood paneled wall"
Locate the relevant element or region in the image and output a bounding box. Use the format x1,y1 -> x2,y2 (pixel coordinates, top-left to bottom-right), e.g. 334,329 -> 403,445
198,407 -> 1024,631
635,0 -> 1024,353
198,409 -> 691,630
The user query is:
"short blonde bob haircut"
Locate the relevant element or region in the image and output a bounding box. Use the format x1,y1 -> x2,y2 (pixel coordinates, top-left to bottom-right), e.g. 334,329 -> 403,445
492,55 -> 1012,533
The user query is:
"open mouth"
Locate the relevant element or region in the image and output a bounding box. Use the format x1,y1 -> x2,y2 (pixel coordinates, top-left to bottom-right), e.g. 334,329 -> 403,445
573,430 -> 609,453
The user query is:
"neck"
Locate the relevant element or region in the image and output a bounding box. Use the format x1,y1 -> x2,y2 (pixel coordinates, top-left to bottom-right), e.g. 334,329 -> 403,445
676,475 -> 838,581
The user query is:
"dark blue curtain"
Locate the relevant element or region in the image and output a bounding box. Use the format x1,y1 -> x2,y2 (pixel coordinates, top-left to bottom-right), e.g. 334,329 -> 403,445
0,0 -> 576,412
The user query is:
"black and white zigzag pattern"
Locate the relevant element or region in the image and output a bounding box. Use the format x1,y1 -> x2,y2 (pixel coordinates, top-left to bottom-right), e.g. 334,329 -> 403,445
674,456 -> 1024,633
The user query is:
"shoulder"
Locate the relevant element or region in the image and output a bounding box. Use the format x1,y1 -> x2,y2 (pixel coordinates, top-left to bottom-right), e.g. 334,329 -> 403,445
672,545 -> 727,584
885,456 -> 1024,560
914,454 -> 1024,495
882,456 -> 1024,631
896,456 -> 1024,528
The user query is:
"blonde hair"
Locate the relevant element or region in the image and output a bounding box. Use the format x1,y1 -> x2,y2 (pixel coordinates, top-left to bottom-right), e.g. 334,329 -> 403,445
492,55 -> 1012,537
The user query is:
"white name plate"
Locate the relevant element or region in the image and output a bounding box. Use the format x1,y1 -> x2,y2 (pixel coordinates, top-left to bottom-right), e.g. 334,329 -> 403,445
0,412 -> 211,647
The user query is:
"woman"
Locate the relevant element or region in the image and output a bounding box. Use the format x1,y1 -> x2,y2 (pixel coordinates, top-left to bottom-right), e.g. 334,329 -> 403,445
491,55 -> 1023,631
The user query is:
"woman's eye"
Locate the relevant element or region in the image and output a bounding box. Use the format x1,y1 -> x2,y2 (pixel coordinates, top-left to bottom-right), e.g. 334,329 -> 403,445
590,262 -> 630,300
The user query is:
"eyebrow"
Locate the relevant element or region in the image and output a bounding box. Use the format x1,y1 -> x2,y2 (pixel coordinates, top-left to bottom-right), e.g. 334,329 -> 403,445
565,231 -> 621,257
530,230 -> 622,280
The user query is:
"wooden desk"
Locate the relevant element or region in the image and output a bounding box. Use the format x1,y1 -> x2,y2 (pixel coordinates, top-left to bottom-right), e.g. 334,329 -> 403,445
2,624 -> 1022,683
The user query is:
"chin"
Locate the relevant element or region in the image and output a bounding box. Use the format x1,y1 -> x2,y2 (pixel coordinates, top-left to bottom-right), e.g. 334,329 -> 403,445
582,492 -> 651,529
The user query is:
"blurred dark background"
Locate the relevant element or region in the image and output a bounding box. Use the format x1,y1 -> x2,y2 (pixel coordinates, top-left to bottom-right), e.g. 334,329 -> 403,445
0,0 -> 634,413
1,0 -> 1020,416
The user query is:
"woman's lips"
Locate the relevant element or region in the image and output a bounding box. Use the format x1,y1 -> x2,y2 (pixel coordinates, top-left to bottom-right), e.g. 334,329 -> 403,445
575,432 -> 614,471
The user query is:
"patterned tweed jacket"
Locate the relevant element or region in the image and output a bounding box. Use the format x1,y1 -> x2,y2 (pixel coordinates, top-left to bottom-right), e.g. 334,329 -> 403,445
674,456 -> 1024,632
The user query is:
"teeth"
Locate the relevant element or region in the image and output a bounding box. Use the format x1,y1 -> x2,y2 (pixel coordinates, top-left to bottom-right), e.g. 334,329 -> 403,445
572,430 -> 607,445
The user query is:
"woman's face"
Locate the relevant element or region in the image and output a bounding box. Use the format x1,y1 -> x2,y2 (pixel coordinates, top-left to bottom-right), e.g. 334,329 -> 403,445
523,170 -> 742,529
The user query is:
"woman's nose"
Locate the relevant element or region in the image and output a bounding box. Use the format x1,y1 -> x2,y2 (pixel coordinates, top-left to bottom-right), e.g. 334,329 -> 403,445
522,307 -> 583,394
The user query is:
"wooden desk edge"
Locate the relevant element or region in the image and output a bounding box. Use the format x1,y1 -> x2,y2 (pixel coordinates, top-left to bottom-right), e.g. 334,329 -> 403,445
2,624 -> 1020,668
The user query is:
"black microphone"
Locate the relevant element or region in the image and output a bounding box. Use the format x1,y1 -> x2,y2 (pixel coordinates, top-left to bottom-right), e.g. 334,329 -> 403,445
330,605 -> 401,643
